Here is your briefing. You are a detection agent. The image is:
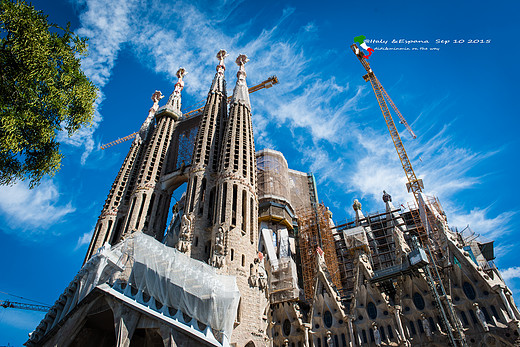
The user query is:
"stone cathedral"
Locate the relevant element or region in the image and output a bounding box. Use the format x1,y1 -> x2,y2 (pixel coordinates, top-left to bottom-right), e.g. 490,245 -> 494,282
27,51 -> 520,347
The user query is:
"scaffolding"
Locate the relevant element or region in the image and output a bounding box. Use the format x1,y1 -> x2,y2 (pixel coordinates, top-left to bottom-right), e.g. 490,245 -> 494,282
297,203 -> 342,302
268,257 -> 299,304
333,208 -> 409,298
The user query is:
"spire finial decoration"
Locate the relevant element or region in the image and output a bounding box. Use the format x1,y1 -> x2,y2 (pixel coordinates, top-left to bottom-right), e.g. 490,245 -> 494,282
236,54 -> 249,79
230,54 -> 251,108
209,49 -> 228,94
135,90 -> 164,143
382,190 -> 392,203
216,49 -> 228,69
165,67 -> 187,113
352,199 -> 362,211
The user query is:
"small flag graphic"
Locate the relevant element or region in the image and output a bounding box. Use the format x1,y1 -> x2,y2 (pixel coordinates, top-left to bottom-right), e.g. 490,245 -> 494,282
354,35 -> 374,58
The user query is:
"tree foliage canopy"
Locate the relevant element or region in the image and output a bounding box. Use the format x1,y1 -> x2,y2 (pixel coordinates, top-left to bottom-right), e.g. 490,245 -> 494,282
0,0 -> 97,187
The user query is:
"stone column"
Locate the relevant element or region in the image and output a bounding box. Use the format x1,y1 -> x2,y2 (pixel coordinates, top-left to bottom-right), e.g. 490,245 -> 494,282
499,287 -> 515,321
113,305 -> 140,347
303,323 -> 311,347
393,306 -> 407,344
347,316 -> 356,347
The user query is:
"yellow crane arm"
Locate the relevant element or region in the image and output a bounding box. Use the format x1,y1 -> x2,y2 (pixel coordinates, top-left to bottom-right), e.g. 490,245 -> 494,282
100,132 -> 139,150
183,75 -> 279,118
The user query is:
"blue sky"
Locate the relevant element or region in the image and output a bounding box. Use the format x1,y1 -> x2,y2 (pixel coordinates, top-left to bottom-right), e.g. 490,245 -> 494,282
1,0 -> 519,344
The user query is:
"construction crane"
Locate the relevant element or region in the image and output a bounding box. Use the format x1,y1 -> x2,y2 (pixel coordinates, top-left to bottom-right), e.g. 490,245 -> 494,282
100,75 -> 279,150
1,300 -> 50,312
350,43 -> 467,347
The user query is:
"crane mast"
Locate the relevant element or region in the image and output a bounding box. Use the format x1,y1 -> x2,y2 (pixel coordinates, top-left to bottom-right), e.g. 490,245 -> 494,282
350,43 -> 467,347
350,44 -> 423,206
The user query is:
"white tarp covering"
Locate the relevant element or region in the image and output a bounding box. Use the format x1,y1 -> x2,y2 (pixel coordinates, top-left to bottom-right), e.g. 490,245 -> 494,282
127,233 -> 240,337
278,228 -> 290,258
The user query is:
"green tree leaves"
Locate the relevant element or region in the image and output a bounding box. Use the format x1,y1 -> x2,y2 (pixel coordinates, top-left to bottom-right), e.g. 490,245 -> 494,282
0,0 -> 97,187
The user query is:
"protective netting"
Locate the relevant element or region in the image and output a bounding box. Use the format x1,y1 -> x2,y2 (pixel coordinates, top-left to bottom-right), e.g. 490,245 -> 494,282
256,150 -> 290,202
288,170 -> 312,211
268,257 -> 299,303
124,233 -> 240,337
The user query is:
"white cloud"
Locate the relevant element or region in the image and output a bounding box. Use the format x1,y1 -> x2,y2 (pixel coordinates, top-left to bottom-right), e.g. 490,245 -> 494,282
501,267 -> 520,281
449,207 -> 516,240
75,230 -> 94,251
0,180 -> 75,231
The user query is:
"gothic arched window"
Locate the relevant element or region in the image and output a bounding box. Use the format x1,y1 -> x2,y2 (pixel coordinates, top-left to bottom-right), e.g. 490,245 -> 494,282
283,319 -> 291,336
463,282 -> 476,300
413,292 -> 425,310
323,311 -> 333,328
367,302 -> 377,319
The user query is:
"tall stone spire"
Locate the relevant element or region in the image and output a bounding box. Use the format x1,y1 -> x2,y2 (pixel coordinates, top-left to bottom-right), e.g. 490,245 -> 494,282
84,90 -> 165,262
178,50 -> 229,261
102,68 -> 186,246
211,54 -> 266,346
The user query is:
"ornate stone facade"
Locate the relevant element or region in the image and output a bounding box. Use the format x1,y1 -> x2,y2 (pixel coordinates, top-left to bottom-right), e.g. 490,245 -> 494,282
32,50 -> 520,347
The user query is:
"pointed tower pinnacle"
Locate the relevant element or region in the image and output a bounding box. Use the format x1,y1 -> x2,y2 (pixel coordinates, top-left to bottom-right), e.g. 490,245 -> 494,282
210,49 -> 228,93
159,68 -> 186,119
230,54 -> 251,108
135,90 -> 164,144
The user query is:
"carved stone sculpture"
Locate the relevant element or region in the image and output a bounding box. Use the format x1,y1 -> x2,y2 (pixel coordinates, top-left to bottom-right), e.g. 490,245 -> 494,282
474,303 -> 489,331
176,213 -> 192,253
211,227 -> 226,268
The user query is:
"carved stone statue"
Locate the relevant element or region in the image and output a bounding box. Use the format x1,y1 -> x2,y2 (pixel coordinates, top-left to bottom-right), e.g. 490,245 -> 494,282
382,190 -> 392,203
326,331 -> 333,347
211,226 -> 226,268
176,213 -> 192,253
474,303 -> 489,331
373,322 -> 381,346
421,314 -> 432,339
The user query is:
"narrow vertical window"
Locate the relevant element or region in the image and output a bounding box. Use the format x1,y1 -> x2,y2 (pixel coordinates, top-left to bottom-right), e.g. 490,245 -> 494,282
110,218 -> 123,245
231,184 -> 237,226
144,193 -> 155,228
103,220 -> 114,245
199,178 -> 206,215
220,183 -> 227,223
208,187 -> 215,220
189,176 -> 197,213
250,197 -> 254,244
241,190 -> 247,233
135,194 -> 147,229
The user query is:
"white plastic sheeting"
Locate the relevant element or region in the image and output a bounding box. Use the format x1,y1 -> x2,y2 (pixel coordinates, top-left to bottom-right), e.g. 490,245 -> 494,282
126,233 -> 240,338
278,228 -> 290,258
